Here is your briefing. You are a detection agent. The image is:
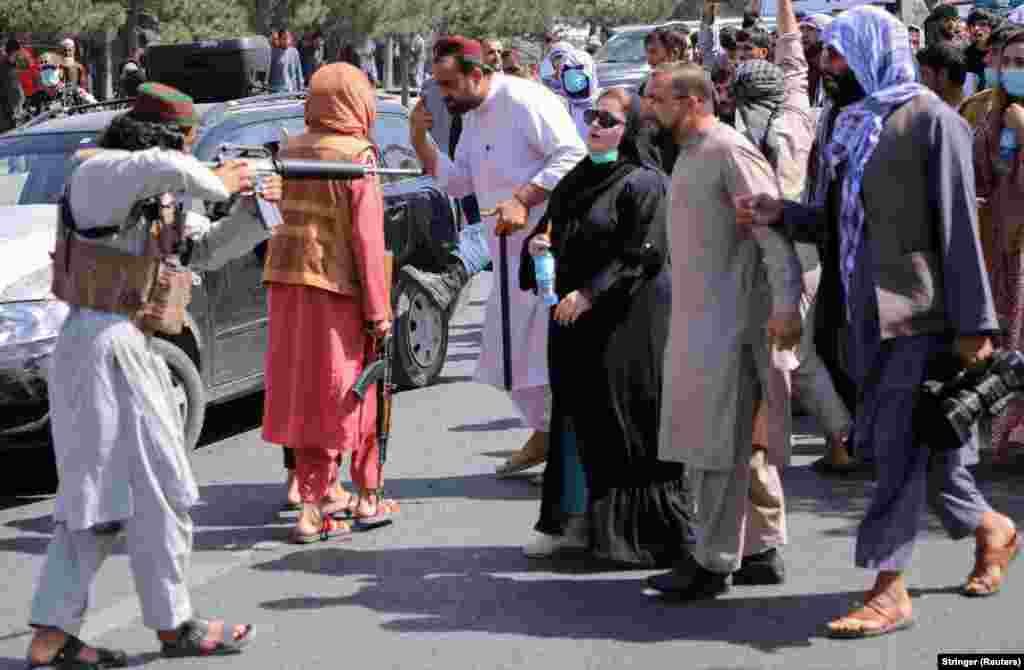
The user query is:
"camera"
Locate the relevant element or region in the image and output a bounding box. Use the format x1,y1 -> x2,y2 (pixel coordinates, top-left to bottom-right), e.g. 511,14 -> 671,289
917,348 -> 1024,451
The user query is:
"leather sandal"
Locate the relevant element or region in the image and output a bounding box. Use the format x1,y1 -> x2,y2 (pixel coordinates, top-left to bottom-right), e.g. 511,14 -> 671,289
826,597 -> 914,639
160,617 -> 254,658
25,632 -> 127,669
963,529 -> 1020,597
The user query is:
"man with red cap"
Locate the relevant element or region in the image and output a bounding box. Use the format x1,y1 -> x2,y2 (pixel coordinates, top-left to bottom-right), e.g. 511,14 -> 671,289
24,82 -> 279,666
408,36 -> 585,488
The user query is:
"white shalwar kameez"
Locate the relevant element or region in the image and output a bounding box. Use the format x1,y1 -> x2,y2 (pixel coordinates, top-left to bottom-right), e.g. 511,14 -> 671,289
30,148 -> 271,634
433,74 -> 586,428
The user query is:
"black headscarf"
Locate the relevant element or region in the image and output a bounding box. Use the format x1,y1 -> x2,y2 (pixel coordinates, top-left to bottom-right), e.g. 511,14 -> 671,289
520,92 -> 664,291
543,92 -> 661,226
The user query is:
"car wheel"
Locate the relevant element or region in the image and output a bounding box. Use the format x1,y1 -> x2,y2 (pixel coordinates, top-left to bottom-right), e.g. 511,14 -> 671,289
4,438 -> 59,495
151,337 -> 206,451
391,275 -> 449,389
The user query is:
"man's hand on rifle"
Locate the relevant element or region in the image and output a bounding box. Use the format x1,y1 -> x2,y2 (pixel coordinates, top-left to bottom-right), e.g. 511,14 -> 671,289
213,159 -> 253,195
255,174 -> 283,203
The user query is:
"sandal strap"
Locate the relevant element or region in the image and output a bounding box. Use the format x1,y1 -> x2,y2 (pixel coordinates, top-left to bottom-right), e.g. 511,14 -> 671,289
177,618 -> 211,647
54,635 -> 86,664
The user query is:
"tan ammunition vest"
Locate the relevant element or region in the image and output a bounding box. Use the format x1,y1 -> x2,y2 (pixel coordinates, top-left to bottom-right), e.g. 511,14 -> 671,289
50,192 -> 193,335
262,134 -> 375,297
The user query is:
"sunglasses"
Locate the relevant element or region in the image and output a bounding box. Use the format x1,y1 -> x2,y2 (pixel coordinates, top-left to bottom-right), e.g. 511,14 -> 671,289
583,109 -> 625,129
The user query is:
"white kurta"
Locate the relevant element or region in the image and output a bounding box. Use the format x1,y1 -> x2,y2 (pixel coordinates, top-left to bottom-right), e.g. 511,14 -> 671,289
435,74 -> 586,392
51,148 -> 271,531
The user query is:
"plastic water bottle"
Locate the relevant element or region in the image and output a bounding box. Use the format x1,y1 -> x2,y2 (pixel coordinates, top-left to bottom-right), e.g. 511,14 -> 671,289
996,127 -> 1019,176
533,250 -> 558,306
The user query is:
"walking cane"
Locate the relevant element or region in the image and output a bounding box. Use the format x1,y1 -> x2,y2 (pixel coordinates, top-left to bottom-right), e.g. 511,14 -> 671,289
482,207 -> 513,391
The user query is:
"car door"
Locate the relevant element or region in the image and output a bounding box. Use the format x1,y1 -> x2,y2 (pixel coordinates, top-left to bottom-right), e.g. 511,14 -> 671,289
201,118 -> 296,392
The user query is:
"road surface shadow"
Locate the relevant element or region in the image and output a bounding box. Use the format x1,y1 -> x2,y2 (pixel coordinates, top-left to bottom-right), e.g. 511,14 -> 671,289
449,417 -> 525,432
250,544 -> 959,651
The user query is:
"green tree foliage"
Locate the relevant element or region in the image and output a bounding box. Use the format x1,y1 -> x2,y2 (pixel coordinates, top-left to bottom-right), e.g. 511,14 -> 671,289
0,0 -> 123,36
152,0 -> 252,42
567,0 -> 677,33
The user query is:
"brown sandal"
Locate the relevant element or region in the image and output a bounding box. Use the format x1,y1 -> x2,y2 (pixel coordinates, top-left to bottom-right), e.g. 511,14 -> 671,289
826,597 -> 915,639
963,529 -> 1020,597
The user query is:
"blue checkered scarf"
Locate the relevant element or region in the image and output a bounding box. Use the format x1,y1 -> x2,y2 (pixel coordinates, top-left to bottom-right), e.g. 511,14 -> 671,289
809,6 -> 935,317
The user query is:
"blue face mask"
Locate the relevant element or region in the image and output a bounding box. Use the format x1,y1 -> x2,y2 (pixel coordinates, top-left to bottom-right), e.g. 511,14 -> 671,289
561,65 -> 591,100
985,66 -> 999,87
589,149 -> 619,164
1002,69 -> 1024,98
40,69 -> 60,87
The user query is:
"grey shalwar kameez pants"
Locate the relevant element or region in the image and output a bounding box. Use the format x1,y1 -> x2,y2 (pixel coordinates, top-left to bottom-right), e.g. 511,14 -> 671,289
29,313 -> 195,633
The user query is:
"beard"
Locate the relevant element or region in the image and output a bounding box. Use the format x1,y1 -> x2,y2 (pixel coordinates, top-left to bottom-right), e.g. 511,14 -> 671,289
804,41 -> 823,61
822,68 -> 866,108
443,94 -> 482,115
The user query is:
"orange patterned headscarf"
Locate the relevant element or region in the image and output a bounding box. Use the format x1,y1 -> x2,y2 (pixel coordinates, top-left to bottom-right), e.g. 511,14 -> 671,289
305,63 -> 376,138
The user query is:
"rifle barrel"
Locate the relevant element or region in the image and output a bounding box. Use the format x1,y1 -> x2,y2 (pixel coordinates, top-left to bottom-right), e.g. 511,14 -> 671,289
203,158 -> 423,180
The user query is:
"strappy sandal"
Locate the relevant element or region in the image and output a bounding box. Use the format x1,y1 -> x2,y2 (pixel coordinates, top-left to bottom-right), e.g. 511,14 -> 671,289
826,597 -> 915,639
290,516 -> 352,544
25,632 -> 127,669
963,529 -> 1020,597
159,617 -> 254,658
351,496 -> 400,531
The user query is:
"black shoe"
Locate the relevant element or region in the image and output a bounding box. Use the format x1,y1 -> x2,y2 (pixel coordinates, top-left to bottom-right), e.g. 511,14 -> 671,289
646,556 -> 730,600
732,548 -> 785,585
401,259 -> 468,312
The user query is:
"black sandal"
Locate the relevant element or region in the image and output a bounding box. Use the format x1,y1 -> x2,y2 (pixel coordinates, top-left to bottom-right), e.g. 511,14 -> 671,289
160,617 -> 253,658
25,633 -> 127,669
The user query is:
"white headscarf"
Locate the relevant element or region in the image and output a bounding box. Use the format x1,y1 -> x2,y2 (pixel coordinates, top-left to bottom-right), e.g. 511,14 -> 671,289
561,47 -> 598,140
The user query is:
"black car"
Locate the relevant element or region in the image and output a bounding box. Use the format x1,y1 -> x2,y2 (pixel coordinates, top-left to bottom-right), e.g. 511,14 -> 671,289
0,92 -> 462,490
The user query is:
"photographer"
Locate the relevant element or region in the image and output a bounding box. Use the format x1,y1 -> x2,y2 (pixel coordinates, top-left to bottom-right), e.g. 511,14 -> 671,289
736,7 -> 1016,638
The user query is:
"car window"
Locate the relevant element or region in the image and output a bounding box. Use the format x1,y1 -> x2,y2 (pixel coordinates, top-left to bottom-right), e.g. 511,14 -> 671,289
0,132 -> 98,206
596,31 -> 649,64
213,113 -> 420,184
374,113 -> 421,183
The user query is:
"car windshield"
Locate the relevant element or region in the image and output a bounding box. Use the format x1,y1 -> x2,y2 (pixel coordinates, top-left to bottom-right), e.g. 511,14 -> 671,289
596,30 -> 649,64
0,132 -> 100,206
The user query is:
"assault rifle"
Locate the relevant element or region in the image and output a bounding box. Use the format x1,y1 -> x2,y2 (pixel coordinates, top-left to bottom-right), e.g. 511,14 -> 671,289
205,144 -> 423,230
351,252 -> 396,530
206,143 -> 424,183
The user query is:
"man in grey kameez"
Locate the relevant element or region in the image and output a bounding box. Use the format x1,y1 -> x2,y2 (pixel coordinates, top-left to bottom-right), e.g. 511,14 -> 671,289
737,7 -> 1018,639
26,84 -> 274,667
644,62 -> 804,601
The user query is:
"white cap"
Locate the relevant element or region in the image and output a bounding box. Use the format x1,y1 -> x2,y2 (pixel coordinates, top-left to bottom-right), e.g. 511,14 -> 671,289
122,61 -> 139,75
60,38 -> 75,48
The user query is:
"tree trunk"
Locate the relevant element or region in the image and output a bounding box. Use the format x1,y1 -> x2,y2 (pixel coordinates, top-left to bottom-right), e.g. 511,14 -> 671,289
383,35 -> 395,89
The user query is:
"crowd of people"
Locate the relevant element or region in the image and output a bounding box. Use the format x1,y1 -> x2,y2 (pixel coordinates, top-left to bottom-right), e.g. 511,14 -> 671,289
10,0 -> 1024,666
403,0 -> 1021,641
0,37 -> 97,131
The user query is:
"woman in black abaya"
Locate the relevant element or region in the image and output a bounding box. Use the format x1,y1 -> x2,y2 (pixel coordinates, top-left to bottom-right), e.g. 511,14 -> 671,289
520,87 -> 695,567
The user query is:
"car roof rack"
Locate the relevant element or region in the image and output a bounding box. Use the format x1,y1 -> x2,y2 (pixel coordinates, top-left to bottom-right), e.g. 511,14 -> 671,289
20,97 -> 136,128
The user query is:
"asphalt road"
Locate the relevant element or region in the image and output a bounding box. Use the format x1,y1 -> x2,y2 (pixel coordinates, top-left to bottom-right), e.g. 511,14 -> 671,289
1,273 -> 1022,670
